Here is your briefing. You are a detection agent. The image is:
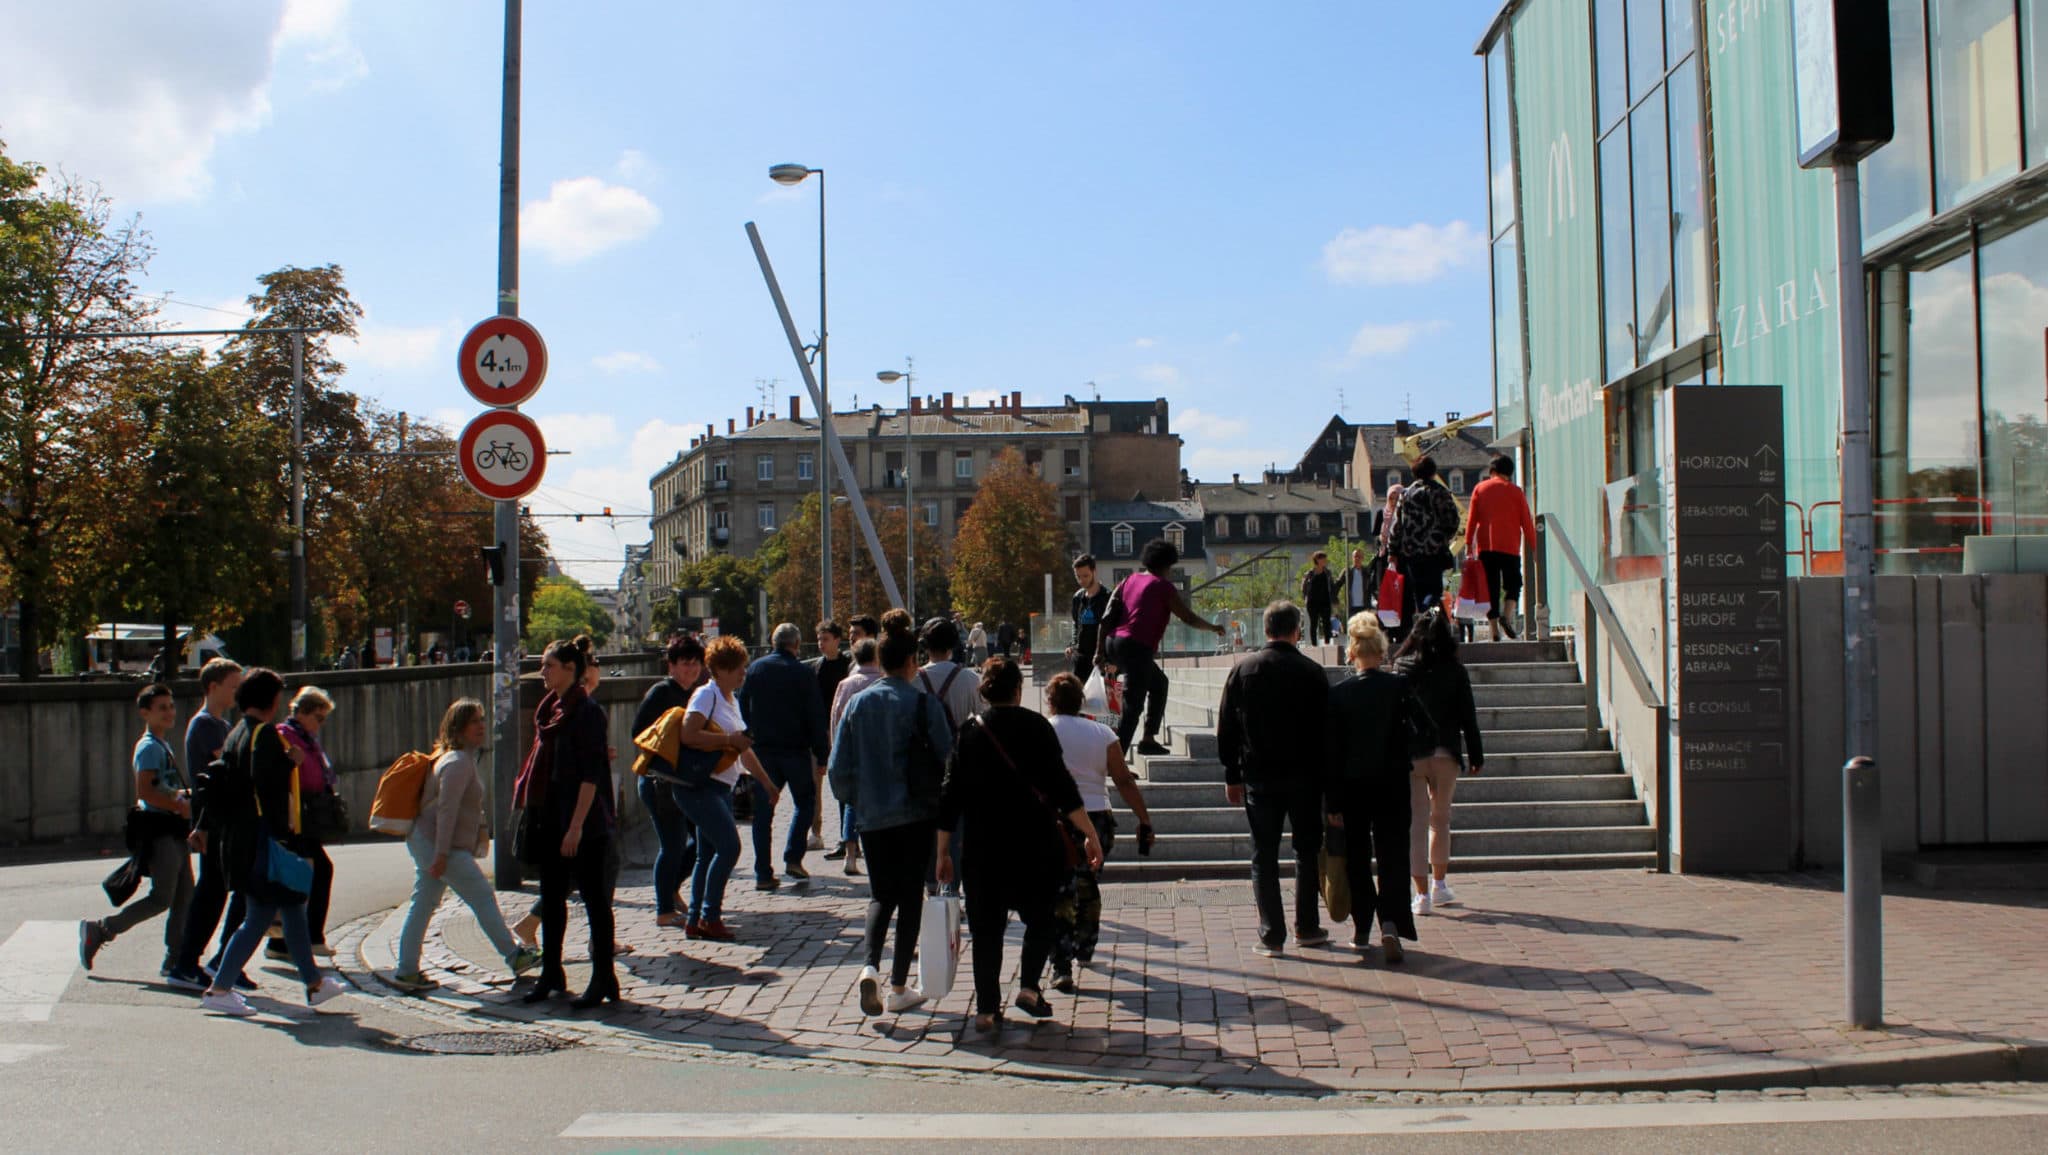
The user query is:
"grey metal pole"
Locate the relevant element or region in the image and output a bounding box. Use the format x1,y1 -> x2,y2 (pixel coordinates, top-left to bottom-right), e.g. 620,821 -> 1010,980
817,170 -> 831,623
289,332 -> 307,671
904,363 -> 914,620
491,0 -> 524,891
1834,158 -> 1881,1027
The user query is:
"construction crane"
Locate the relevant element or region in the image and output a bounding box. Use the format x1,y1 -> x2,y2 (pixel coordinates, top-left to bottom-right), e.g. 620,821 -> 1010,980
1395,409 -> 1495,465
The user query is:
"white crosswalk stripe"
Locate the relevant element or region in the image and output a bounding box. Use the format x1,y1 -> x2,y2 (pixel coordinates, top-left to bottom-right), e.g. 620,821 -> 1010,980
0,922 -> 81,1023
562,1095 -> 2048,1140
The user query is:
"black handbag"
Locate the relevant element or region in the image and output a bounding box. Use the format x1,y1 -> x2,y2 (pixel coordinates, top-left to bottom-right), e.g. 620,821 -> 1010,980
302,789 -> 351,841
906,693 -> 945,803
512,806 -> 547,869
102,855 -> 145,907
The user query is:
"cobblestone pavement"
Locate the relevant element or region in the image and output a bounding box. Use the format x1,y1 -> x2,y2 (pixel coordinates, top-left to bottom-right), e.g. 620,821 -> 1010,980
338,854 -> 2048,1093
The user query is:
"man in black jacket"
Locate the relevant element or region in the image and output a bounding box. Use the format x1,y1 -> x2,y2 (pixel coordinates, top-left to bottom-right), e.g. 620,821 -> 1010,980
1299,551 -> 1339,647
1217,601 -> 1331,956
632,635 -> 705,902
738,623 -> 831,889
1324,619 -> 1419,962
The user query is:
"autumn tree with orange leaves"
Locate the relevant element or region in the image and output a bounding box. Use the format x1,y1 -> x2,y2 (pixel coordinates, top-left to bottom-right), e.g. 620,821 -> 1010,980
948,448 -> 1070,629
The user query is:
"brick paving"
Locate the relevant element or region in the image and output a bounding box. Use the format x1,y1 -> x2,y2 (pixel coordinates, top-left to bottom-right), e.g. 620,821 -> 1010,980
347,840 -> 2048,1091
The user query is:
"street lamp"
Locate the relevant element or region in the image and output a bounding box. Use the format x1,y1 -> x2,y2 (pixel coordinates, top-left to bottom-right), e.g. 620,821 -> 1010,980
877,361 -> 914,621
768,163 -> 830,620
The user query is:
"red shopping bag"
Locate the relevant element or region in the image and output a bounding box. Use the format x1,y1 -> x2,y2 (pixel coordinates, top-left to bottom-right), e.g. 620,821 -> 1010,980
1456,555 -> 1492,621
1376,566 -> 1406,628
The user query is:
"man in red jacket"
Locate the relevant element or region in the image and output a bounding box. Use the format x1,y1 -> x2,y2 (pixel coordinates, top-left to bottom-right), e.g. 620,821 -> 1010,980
1464,455 -> 1539,641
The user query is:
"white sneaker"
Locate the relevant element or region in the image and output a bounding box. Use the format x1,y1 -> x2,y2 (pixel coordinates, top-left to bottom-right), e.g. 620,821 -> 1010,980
201,989 -> 256,1017
856,965 -> 883,1016
307,976 -> 349,1009
1412,892 -> 1433,917
1430,881 -> 1459,908
884,988 -> 927,1014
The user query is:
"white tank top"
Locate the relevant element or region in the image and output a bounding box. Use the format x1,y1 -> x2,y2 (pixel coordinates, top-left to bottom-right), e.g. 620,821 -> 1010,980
1049,713 -> 1117,812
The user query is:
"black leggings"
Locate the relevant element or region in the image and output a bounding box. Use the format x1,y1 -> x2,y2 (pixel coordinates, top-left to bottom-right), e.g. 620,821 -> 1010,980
964,871 -> 1056,1015
1307,604 -> 1334,646
539,833 -> 615,984
860,820 -> 935,987
1108,636 -> 1167,750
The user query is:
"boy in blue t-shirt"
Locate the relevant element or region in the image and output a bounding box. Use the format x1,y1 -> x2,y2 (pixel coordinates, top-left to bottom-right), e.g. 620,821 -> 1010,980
80,684 -> 195,976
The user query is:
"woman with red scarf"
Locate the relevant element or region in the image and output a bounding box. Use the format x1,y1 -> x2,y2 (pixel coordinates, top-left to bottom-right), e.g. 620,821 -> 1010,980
515,639 -> 620,1009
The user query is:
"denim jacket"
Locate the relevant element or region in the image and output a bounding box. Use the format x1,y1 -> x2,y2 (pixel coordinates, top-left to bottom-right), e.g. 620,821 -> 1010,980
827,676 -> 954,834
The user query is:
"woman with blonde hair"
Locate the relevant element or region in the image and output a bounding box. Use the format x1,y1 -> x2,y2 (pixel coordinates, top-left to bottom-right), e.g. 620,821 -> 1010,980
671,635 -> 782,942
1324,613 -> 1419,961
273,685 -> 338,958
390,699 -> 542,992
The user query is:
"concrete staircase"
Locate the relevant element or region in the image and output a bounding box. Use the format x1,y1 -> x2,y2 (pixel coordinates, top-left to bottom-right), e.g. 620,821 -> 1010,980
1102,639 -> 1655,881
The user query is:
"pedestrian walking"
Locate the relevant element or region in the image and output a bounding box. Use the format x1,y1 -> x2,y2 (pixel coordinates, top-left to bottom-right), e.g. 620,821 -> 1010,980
1464,455 -> 1538,641
1068,554 -> 1111,685
916,618 -> 983,735
516,640 -> 622,1010
996,621 -> 1017,659
805,620 -> 852,852
1096,538 -> 1226,757
390,699 -> 542,992
828,616 -> 954,1017
1299,551 -> 1339,647
1390,609 -> 1485,915
936,657 -> 1104,1033
737,624 -> 830,890
78,684 -> 195,979
1344,548 -> 1374,623
167,658 -> 250,992
1217,601 -> 1332,957
669,636 -> 781,942
1391,456 -> 1462,626
271,687 -> 336,959
967,622 -> 988,666
1042,672 -> 1153,992
826,636 -> 885,875
633,635 -> 705,928
1324,613 -> 1420,961
195,668 -> 349,1016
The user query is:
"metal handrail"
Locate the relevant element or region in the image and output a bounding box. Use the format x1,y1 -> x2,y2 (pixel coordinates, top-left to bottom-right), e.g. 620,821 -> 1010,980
1540,514 -> 1662,710
1540,512 -> 1671,874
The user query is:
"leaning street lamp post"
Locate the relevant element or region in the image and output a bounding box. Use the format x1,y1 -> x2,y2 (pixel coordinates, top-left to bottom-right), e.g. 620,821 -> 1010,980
877,361 -> 915,620
768,163 -> 830,619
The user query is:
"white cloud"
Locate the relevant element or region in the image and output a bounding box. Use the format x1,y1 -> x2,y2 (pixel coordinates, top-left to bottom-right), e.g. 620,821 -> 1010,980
522,177 -> 662,263
1177,407 -> 1250,442
0,1 -> 366,203
614,149 -> 657,184
1223,331 -> 1244,346
1136,363 -> 1182,387
593,351 -> 661,375
1347,319 -> 1449,360
1132,337 -> 1158,349
339,318 -> 447,373
1322,221 -> 1484,286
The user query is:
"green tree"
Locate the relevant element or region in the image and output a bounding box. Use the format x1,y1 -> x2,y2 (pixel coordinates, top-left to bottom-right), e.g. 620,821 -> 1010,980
0,145 -> 155,677
660,551 -> 765,645
949,448 -> 1068,626
763,493 -> 942,627
524,574 -> 611,650
102,350 -> 288,663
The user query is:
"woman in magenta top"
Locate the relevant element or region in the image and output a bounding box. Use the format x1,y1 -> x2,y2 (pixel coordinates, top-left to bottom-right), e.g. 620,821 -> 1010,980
1093,538 -> 1225,756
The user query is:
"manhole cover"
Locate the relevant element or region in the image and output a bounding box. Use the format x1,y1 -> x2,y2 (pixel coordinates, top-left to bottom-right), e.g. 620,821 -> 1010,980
399,1030 -> 568,1056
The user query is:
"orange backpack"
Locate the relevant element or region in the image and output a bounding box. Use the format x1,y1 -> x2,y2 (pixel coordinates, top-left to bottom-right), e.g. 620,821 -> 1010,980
368,751 -> 435,836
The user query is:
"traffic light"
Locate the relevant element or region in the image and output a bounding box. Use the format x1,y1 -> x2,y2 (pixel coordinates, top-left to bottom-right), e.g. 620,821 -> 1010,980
480,544 -> 506,586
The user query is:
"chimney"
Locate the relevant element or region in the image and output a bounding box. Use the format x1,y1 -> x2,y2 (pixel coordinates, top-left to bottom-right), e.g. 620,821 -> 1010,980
942,391 -> 954,417
789,395 -> 801,421
1010,390 -> 1023,415
909,396 -> 922,415
1395,418 -> 1411,436
728,418 -> 736,434
1232,473 -> 1240,485
745,406 -> 755,427
705,423 -> 713,441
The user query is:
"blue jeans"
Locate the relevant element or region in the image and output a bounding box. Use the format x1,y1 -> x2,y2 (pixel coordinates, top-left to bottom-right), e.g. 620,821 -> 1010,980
670,781 -> 741,922
750,750 -> 816,879
841,801 -> 859,848
214,893 -> 321,990
637,776 -> 696,916
397,828 -> 521,975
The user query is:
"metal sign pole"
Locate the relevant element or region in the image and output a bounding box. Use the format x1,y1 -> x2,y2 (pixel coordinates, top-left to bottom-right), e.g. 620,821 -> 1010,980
491,0 -> 524,891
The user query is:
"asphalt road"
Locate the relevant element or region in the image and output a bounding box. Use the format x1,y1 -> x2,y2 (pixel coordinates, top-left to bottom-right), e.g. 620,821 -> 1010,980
2,844 -> 2044,1153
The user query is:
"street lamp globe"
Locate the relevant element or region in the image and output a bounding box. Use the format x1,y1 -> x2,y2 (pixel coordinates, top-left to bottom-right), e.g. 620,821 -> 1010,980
876,370 -> 905,383
768,163 -> 813,186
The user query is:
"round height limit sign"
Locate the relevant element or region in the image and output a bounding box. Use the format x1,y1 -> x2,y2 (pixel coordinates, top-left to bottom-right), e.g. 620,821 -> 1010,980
459,316 -> 548,408
457,315 -> 549,502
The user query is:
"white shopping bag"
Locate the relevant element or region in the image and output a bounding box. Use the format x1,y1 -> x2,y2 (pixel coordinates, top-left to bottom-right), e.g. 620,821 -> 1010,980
917,892 -> 963,1001
1081,668 -> 1109,715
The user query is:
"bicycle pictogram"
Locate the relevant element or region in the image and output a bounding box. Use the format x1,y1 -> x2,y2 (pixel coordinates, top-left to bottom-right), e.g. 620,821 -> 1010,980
475,440 -> 530,472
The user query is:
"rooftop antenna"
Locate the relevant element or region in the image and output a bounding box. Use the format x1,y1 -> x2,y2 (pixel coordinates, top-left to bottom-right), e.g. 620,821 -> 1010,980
1403,392 -> 1412,422
1337,385 -> 1347,417
754,377 -> 781,416
1087,379 -> 1100,402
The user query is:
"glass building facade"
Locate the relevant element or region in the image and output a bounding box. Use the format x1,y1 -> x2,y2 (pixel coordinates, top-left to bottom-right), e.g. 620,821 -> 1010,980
1484,0 -> 2048,582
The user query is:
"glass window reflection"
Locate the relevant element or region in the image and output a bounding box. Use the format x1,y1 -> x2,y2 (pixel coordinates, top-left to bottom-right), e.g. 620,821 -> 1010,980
1863,0 -> 1934,243
1601,125 -> 1636,380
2024,0 -> 2046,166
1596,0 -> 1628,130
1669,60 -> 1710,343
1876,252 -> 1981,571
1627,0 -> 1664,105
1977,218 -> 2048,537
1932,0 -> 2023,208
1631,93 -> 1673,363
1488,43 -> 1516,237
1493,232 -> 1526,430
1665,0 -> 1696,65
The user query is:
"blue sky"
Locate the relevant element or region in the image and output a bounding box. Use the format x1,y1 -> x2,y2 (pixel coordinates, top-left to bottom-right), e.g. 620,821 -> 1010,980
2,1 -> 1495,584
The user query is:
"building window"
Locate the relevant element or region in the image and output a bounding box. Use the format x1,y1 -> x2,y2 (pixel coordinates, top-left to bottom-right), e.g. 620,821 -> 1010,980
955,451 -> 973,479
2029,0 -> 2048,166
756,454 -> 774,481
756,502 -> 776,531
1342,511 -> 1357,536
884,450 -> 903,488
1214,516 -> 1229,539
1164,522 -> 1186,553
1386,470 -> 1401,491
1112,523 -> 1135,556
1449,470 -> 1466,495
712,458 -> 729,482
1932,0 -> 2023,209
796,453 -> 814,481
1063,448 -> 1082,477
920,450 -> 938,480
712,508 -> 729,529
1865,0 -> 1935,242
1275,514 -> 1291,538
923,499 -> 940,526
1306,514 -> 1321,535
1246,514 -> 1261,538
1064,495 -> 1083,521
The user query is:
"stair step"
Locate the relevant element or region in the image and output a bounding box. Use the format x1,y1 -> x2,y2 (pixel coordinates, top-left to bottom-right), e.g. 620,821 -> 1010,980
1474,705 -> 1590,729
1446,800 -> 1648,829
1141,807 -> 1257,835
1126,825 -> 1654,861
1475,751 -> 1624,776
1453,640 -> 1572,664
1471,683 -> 1588,707
1484,728 -> 1611,754
1452,774 -> 1638,802
1468,663 -> 1581,685
1099,849 -> 1657,881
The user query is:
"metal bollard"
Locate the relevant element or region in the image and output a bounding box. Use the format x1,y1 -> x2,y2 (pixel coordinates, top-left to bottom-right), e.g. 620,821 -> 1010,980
1843,756 -> 1882,1028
